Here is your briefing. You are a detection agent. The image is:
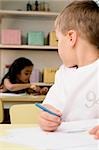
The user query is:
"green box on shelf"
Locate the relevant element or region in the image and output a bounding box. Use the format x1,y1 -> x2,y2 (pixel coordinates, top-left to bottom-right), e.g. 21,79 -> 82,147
28,31 -> 44,46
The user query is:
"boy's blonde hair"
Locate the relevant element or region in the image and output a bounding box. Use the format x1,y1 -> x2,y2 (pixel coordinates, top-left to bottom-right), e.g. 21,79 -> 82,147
55,0 -> 99,48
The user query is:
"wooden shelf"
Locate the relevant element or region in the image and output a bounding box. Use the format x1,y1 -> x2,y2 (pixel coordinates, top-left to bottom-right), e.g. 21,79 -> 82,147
0,44 -> 58,50
0,10 -> 58,51
0,10 -> 59,18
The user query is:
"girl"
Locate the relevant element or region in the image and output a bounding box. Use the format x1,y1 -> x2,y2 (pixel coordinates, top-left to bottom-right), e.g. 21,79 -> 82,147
0,57 -> 48,94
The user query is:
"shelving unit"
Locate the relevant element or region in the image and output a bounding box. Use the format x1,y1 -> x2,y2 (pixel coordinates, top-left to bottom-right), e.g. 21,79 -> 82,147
0,8 -> 61,80
0,44 -> 58,50
0,10 -> 58,51
0,10 -> 59,18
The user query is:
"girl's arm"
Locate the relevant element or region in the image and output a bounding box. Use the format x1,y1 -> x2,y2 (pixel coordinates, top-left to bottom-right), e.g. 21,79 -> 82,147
0,85 -> 6,92
3,78 -> 36,92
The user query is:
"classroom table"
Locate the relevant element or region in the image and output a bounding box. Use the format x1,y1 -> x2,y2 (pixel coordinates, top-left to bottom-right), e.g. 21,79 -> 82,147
0,93 -> 45,108
0,121 -> 99,150
0,124 -> 36,150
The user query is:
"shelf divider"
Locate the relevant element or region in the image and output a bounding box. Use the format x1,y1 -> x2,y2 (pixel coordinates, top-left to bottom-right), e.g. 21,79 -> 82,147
0,44 -> 58,51
0,10 -> 59,18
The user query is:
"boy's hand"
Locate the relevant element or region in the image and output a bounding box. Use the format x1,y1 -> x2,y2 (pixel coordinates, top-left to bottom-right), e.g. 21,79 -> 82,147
89,126 -> 99,139
39,104 -> 62,132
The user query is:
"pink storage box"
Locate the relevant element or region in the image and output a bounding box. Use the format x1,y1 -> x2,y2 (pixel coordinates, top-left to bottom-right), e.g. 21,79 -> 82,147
1,29 -> 21,45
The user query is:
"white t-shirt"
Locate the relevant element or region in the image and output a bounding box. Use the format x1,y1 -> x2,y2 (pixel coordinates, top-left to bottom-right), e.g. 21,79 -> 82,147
43,59 -> 99,121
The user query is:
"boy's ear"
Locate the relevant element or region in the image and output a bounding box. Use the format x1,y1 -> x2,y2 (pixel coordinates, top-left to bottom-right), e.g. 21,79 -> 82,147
66,30 -> 77,47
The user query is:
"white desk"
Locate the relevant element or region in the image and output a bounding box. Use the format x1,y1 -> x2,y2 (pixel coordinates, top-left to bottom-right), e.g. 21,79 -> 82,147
0,124 -> 35,150
0,120 -> 99,150
0,93 -> 45,108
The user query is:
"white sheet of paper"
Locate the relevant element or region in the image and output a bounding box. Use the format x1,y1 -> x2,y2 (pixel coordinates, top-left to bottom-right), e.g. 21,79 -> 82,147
0,119 -> 99,150
58,119 -> 99,133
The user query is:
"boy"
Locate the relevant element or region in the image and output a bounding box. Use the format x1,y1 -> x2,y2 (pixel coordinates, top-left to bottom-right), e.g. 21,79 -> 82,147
39,0 -> 99,139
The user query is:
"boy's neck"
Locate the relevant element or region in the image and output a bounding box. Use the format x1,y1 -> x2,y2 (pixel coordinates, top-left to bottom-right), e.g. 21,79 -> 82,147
76,38 -> 99,67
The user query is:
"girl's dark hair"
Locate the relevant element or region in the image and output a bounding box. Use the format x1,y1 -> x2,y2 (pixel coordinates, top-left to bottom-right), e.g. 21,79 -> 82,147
0,57 -> 33,85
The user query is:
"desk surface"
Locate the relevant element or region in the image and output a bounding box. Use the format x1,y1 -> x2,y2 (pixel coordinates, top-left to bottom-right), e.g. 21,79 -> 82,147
0,94 -> 45,108
0,123 -> 98,150
0,93 -> 45,102
0,124 -> 37,150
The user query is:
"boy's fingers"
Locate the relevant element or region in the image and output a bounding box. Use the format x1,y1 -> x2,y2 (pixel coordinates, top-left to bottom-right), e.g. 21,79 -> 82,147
39,117 -> 60,132
43,104 -> 62,116
89,126 -> 99,134
40,124 -> 58,132
40,110 -> 61,123
94,130 -> 99,139
39,116 -> 60,128
39,103 -> 62,132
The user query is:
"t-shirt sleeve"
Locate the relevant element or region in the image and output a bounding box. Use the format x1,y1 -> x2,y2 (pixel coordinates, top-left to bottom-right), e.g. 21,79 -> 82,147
43,66 -> 66,112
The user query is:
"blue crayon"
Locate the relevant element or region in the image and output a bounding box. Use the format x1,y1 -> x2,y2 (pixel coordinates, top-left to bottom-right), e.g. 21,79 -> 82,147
35,103 -> 61,117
